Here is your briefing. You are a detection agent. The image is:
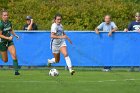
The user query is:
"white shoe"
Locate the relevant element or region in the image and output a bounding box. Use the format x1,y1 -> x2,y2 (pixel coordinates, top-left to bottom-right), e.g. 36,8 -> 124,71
102,69 -> 110,72
70,70 -> 75,75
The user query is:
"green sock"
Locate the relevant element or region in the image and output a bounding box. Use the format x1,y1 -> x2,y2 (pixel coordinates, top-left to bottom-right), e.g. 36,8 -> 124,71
13,59 -> 19,72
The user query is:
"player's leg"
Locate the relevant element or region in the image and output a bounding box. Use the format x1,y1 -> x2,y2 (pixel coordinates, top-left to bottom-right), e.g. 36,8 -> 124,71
0,51 -> 8,62
8,44 -> 20,75
0,42 -> 8,62
48,44 -> 60,66
53,53 -> 60,62
48,53 -> 60,66
60,46 -> 75,75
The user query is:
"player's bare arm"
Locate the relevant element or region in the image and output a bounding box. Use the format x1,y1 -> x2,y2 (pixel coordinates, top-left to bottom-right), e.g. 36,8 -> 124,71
0,30 -> 13,40
63,32 -> 72,44
10,30 -> 19,39
51,32 -> 67,39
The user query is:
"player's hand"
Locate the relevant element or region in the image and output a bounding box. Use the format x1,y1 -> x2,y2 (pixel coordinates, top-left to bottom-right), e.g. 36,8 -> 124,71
8,36 -> 13,41
15,35 -> 20,40
108,31 -> 112,36
67,37 -> 72,44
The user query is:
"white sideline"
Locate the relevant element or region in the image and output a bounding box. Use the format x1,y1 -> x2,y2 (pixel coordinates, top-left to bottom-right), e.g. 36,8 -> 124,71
14,30 -> 137,33
0,79 -> 140,83
79,79 -> 140,83
0,81 -> 56,83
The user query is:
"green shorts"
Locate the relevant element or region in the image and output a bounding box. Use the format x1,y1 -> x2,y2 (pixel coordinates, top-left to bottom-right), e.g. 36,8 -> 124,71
0,41 -> 14,51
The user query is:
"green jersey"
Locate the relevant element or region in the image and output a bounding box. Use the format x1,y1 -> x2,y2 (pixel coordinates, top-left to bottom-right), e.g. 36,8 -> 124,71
0,20 -> 12,42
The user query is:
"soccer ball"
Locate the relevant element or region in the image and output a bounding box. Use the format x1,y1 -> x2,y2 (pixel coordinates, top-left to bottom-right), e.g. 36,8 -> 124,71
49,68 -> 59,76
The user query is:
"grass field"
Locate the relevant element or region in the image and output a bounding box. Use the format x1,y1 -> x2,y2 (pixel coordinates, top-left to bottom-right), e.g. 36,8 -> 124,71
0,69 -> 140,93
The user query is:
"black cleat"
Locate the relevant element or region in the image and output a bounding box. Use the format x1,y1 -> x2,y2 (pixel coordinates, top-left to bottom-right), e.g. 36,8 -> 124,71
15,72 -> 20,75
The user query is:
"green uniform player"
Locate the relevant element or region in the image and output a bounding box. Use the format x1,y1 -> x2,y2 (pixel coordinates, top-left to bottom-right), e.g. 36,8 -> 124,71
0,20 -> 14,51
0,10 -> 20,75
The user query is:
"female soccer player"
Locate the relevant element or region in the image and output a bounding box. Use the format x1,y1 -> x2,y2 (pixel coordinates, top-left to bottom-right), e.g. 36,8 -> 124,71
48,14 -> 75,75
0,10 -> 20,75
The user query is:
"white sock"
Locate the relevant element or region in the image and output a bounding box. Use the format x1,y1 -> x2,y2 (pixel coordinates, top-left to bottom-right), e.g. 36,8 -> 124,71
48,58 -> 55,63
65,56 -> 72,72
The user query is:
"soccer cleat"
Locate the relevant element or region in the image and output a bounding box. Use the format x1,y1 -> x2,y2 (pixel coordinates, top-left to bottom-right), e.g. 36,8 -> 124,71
15,72 -> 20,75
70,70 -> 75,75
102,69 -> 111,72
47,59 -> 52,67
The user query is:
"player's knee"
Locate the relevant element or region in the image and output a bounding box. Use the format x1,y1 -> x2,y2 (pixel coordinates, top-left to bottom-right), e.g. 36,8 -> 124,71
63,53 -> 68,57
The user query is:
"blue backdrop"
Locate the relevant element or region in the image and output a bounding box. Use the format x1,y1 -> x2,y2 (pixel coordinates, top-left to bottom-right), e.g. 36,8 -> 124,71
0,31 -> 140,66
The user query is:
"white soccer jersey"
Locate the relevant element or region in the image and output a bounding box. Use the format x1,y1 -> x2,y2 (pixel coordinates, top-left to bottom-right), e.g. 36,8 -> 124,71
50,23 -> 66,53
51,23 -> 64,35
51,23 -> 65,45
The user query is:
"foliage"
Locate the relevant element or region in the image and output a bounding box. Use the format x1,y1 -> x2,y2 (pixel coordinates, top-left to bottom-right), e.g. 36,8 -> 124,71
0,0 -> 140,30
